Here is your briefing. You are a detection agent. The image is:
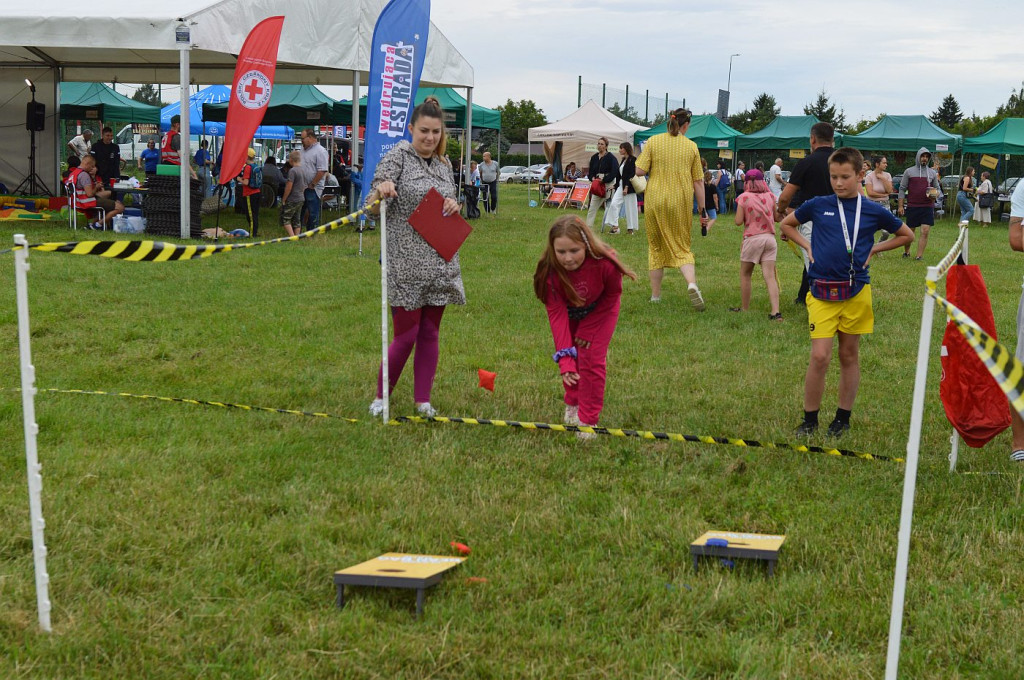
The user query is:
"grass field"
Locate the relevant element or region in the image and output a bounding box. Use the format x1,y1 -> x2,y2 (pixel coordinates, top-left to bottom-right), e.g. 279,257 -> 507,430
0,185 -> 1021,678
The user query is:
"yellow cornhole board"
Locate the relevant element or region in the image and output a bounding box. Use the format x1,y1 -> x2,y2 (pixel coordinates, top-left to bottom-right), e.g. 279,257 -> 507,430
333,553 -> 466,616
690,531 -> 786,577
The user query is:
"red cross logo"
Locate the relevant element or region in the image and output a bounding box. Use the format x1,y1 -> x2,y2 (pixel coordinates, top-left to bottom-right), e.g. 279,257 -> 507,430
243,78 -> 264,101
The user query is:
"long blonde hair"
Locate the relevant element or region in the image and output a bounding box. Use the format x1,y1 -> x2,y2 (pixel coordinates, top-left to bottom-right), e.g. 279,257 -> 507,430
533,215 -> 636,305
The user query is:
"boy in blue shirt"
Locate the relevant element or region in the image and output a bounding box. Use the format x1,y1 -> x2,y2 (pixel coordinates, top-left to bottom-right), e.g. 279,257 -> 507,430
781,147 -> 914,438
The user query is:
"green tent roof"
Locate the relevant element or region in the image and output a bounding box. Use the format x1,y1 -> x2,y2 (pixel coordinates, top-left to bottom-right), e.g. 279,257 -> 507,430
843,115 -> 962,152
634,114 -> 742,149
963,118 -> 1024,155
736,115 -> 820,151
60,82 -> 161,124
202,84 -> 339,125
334,89 -> 501,130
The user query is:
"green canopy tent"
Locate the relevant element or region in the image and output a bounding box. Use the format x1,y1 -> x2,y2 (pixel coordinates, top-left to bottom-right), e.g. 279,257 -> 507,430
333,88 -> 501,130
202,84 -> 338,125
60,81 -> 161,124
843,115 -> 962,152
735,115 -> 821,151
963,118 -> 1024,155
634,114 -> 742,150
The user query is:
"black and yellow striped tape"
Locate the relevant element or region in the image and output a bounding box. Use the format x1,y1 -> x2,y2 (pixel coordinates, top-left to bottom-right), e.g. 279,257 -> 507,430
18,387 -> 895,463
927,281 -> 1024,417
6,201 -> 378,261
392,415 -> 901,463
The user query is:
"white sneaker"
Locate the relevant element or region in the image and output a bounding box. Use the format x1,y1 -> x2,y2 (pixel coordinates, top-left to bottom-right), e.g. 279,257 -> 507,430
416,402 -> 437,418
369,398 -> 384,416
650,296 -> 661,303
563,405 -> 579,426
577,423 -> 598,442
688,283 -> 706,311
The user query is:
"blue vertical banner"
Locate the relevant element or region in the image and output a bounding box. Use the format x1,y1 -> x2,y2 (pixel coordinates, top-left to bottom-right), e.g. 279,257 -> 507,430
361,0 -> 431,207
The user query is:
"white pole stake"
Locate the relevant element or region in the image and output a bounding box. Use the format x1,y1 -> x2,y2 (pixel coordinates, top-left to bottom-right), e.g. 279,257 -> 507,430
177,22 -> 192,240
380,201 -> 389,423
14,234 -> 51,633
885,265 -> 939,680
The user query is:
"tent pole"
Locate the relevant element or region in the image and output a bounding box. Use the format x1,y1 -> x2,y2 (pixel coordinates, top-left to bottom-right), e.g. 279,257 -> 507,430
464,87 -> 474,205
178,24 -> 192,240
351,71 -> 361,212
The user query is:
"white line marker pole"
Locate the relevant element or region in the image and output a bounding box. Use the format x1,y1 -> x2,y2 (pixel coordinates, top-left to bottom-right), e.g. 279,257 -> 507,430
380,202 -> 389,423
14,235 -> 51,632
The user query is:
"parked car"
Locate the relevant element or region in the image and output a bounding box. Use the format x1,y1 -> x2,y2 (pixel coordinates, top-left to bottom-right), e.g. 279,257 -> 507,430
998,176 -> 1020,198
498,165 -> 526,183
524,163 -> 551,183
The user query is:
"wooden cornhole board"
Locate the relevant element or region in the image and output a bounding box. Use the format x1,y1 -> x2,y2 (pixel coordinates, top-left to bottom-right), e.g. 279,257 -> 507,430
690,531 -> 786,577
334,553 -> 466,616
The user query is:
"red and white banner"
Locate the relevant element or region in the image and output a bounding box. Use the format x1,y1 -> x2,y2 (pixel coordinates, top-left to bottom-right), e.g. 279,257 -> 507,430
220,16 -> 285,182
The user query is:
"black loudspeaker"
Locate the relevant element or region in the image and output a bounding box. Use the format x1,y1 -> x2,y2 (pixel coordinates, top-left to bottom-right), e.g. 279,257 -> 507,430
25,101 -> 45,132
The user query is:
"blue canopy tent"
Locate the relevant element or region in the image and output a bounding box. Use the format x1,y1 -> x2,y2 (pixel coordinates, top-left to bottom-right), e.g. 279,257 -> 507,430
161,85 -> 293,139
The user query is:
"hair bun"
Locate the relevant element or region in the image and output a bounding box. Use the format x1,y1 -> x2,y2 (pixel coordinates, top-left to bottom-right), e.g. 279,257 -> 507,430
424,95 -> 440,105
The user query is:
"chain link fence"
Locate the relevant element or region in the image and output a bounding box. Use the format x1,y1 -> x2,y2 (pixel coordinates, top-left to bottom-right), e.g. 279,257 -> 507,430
579,80 -> 685,126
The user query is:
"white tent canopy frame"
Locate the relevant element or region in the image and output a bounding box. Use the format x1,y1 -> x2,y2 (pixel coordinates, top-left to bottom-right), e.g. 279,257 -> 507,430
0,0 -> 475,237
526,100 -> 648,204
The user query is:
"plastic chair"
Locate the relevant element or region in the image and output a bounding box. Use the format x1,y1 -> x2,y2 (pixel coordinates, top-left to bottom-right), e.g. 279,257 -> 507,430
321,185 -> 343,213
64,181 -> 106,232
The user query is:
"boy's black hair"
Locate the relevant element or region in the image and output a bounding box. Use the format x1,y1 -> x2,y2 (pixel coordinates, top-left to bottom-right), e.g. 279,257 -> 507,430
828,147 -> 864,173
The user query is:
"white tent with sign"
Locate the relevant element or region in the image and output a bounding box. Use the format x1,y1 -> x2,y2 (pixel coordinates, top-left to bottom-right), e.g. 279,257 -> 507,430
0,0 -> 475,237
528,100 -> 649,175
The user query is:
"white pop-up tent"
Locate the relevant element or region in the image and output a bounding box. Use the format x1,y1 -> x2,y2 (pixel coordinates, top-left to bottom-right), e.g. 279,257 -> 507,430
0,0 -> 475,237
528,100 -> 649,174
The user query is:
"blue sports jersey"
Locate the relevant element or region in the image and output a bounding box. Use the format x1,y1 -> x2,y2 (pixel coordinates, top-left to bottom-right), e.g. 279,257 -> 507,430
794,195 -> 902,284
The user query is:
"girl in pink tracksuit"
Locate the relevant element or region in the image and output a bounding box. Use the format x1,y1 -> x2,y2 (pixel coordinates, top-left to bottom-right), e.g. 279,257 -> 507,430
534,215 -> 636,439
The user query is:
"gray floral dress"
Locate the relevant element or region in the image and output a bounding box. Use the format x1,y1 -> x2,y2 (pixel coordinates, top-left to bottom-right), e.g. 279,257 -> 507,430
368,141 -> 466,309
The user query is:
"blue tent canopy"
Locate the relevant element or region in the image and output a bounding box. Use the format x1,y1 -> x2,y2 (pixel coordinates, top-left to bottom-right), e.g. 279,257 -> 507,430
161,85 -> 294,140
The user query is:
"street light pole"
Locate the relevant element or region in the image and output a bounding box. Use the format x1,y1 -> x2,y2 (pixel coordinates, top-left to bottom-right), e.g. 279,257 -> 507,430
727,53 -> 741,108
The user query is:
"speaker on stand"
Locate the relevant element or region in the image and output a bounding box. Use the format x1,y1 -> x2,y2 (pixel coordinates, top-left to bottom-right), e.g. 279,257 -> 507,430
14,79 -> 52,197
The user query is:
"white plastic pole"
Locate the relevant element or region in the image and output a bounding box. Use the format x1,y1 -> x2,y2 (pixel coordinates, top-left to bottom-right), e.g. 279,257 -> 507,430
885,264 -> 939,680
948,226 -> 969,473
178,25 -> 192,240
14,234 -> 51,633
380,201 -> 389,423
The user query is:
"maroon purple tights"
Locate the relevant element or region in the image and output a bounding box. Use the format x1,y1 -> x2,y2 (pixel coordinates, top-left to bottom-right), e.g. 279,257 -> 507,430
376,305 -> 446,403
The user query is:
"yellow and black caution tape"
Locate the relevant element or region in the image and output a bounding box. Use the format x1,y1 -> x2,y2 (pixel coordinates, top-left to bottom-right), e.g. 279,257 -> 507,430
392,415 -> 901,463
15,387 -> 895,463
927,280 -> 1024,417
3,201 -> 379,261
32,388 -> 359,422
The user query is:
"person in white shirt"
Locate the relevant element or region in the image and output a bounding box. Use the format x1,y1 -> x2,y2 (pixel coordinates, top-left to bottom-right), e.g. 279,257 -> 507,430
299,128 -> 329,231
67,130 -> 93,159
768,158 -> 784,198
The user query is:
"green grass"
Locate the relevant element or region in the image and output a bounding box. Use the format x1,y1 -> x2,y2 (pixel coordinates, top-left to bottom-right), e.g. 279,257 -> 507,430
0,186 -> 1021,678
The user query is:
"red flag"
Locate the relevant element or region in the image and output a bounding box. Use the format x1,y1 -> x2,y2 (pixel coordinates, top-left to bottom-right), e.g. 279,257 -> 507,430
221,16 -> 285,182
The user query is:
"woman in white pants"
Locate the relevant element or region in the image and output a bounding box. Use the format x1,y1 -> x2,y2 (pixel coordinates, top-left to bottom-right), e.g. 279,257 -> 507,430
608,142 -> 639,234
586,137 -> 619,229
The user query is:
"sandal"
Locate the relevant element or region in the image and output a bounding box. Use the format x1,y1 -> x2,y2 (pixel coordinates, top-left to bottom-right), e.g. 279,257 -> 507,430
769,313 -> 784,321
1011,449 -> 1024,462
729,307 -> 743,312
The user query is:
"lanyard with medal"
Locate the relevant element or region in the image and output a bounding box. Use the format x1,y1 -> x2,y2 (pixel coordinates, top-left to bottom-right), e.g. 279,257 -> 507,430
836,193 -> 861,286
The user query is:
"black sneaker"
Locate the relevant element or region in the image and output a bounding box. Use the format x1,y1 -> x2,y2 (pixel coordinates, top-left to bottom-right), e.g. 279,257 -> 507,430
794,421 -> 818,437
826,419 -> 851,438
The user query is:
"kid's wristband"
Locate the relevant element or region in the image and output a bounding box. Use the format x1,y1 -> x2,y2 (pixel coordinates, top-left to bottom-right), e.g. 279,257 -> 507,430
552,347 -> 578,363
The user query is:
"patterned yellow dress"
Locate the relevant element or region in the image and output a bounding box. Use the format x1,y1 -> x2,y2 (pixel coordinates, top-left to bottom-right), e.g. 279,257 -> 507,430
635,133 -> 703,270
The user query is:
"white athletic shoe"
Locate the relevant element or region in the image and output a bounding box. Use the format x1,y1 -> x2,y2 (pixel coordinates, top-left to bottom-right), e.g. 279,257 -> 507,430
576,422 -> 598,442
369,398 -> 384,416
416,402 -> 437,418
688,283 -> 706,311
563,405 -> 579,426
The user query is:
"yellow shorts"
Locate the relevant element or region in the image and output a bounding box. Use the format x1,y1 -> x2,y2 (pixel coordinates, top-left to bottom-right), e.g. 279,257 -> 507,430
806,284 -> 873,339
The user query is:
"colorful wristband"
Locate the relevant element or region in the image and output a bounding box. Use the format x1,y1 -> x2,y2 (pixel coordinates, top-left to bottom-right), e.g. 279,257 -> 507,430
552,347 -> 577,364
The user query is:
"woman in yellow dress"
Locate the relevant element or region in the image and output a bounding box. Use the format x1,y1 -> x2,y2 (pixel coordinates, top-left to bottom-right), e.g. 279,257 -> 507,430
634,108 -> 710,309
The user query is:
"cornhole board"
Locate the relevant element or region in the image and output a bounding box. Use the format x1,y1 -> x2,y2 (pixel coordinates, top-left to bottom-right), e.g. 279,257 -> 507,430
545,185 -> 571,208
566,180 -> 591,209
333,553 -> 466,616
690,531 -> 786,577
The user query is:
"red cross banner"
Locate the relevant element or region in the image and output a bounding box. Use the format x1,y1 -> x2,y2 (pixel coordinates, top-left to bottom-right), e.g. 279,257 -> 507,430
220,16 -> 285,183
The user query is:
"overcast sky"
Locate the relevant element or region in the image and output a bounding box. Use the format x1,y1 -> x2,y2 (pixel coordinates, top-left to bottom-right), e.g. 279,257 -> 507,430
426,0 -> 1024,125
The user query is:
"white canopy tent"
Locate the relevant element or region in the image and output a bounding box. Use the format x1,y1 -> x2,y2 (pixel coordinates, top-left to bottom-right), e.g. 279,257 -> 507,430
528,100 -> 648,175
0,0 -> 475,237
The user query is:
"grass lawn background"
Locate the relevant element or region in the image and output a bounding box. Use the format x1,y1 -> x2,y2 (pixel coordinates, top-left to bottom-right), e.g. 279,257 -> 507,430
0,185 -> 1021,678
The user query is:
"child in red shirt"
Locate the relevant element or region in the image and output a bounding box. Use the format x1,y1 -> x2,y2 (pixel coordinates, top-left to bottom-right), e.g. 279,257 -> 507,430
534,215 -> 636,440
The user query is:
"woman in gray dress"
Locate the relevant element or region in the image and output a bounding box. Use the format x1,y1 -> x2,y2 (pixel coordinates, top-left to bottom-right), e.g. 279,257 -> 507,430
366,96 -> 464,417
